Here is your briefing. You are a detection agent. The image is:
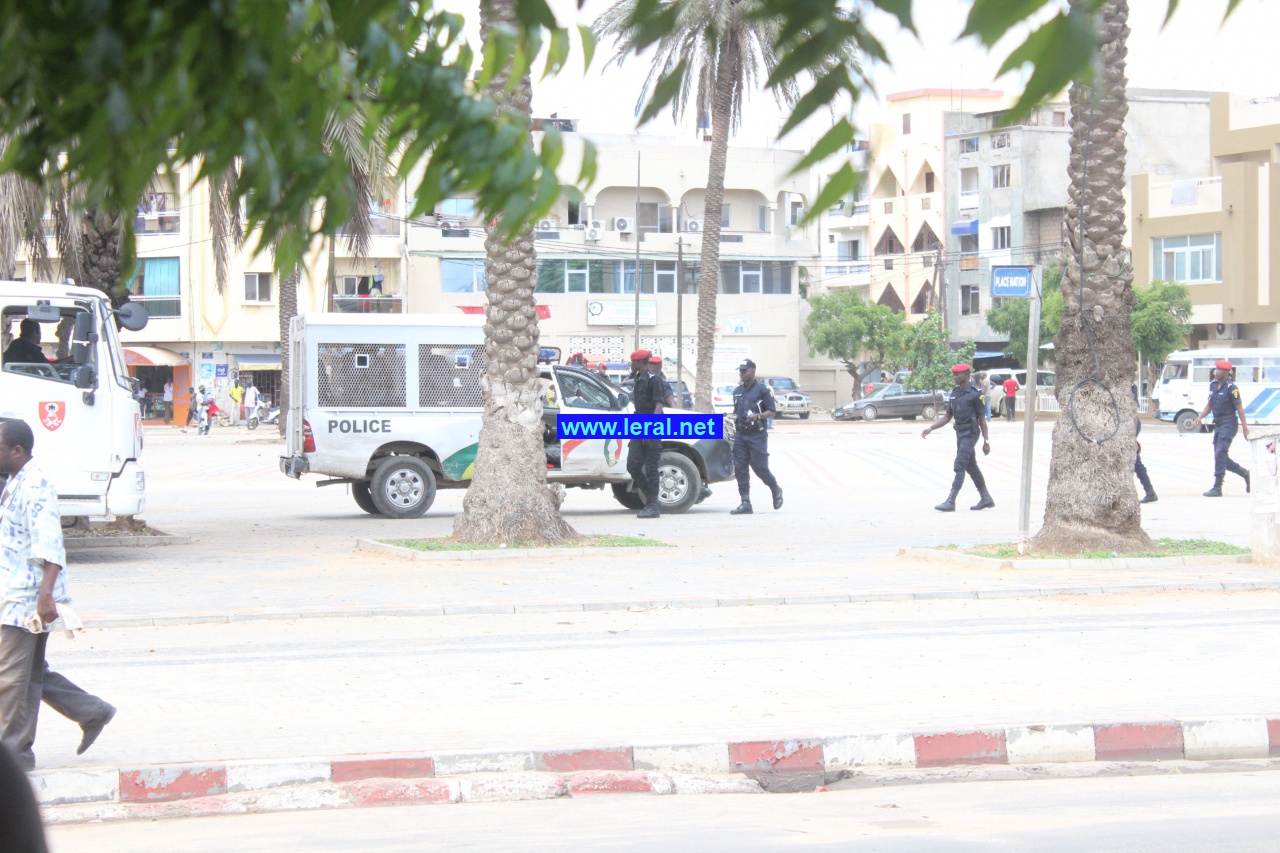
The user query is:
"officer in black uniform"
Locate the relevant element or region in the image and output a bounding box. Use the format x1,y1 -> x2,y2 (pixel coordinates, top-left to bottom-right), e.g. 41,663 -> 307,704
921,363 -> 993,511
1192,359 -> 1251,496
730,359 -> 782,515
1132,383 -> 1157,504
625,348 -> 665,518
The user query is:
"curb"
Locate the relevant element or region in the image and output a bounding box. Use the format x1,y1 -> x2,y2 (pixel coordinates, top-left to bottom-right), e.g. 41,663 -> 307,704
33,716 -> 1280,820
356,538 -> 678,562
904,547 -> 1253,571
66,534 -> 193,550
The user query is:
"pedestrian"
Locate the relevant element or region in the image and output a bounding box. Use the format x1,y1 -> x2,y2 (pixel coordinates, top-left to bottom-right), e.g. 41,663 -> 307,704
729,359 -> 783,515
1192,359 -> 1251,496
921,364 -> 994,511
976,372 -> 992,420
162,380 -> 174,424
228,379 -> 244,426
567,352 -> 587,367
595,361 -> 611,383
197,385 -> 212,436
183,385 -> 197,433
244,380 -> 260,424
1132,383 -> 1157,504
0,420 -> 116,772
1002,374 -> 1020,421
625,349 -> 664,519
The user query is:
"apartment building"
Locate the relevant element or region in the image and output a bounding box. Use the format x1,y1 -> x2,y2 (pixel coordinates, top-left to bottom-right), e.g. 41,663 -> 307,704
1132,92 -> 1280,347
943,89 -> 1212,350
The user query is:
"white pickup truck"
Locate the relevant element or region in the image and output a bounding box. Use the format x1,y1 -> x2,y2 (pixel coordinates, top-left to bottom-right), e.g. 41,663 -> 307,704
0,281 -> 149,519
279,314 -> 733,518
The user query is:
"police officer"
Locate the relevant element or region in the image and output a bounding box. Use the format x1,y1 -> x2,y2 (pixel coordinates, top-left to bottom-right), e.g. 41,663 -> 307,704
921,364 -> 993,511
730,359 -> 782,515
1132,383 -> 1157,504
1192,359 -> 1251,496
625,349 -> 665,519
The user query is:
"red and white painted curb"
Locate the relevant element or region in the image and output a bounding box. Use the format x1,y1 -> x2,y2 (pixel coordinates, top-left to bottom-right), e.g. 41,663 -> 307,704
33,717 -> 1280,819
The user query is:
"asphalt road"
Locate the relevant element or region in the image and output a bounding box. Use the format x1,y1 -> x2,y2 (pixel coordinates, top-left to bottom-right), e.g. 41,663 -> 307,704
47,768 -> 1280,852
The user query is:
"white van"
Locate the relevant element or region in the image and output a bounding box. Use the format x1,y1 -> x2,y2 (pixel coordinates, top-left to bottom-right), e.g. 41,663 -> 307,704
280,314 -> 734,517
1157,347 -> 1280,432
985,369 -> 1056,416
0,282 -> 149,518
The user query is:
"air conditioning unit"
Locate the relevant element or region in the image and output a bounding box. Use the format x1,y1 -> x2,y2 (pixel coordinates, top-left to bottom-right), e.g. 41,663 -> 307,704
585,225 -> 604,241
683,219 -> 703,233
612,216 -> 635,233
589,220 -> 605,230
536,219 -> 557,231
1215,323 -> 1239,340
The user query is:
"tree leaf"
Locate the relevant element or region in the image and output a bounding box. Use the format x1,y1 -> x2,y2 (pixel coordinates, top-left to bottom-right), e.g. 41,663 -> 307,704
791,118 -> 856,174
996,8 -> 1097,124
515,0 -> 558,31
543,27 -> 570,79
578,139 -> 598,187
578,24 -> 597,73
637,59 -> 688,126
962,0 -> 1054,47
777,66 -> 852,139
803,162 -> 857,227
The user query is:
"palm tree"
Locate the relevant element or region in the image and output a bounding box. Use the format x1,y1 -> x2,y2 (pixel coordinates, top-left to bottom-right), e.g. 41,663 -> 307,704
451,0 -> 578,544
1031,0 -> 1151,554
595,0 -> 857,412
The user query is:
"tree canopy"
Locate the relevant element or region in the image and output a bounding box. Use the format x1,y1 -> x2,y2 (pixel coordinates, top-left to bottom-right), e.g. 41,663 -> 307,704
1131,279 -> 1192,366
893,311 -> 975,392
985,262 -> 1065,365
803,289 -> 903,380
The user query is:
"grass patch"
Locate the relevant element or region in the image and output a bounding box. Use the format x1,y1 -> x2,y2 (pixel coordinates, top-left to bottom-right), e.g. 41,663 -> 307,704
380,534 -> 671,552
941,538 -> 1248,560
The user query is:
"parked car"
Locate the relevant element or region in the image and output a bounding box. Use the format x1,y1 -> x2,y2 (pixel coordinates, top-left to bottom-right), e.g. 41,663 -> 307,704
712,384 -> 736,413
831,383 -> 942,422
986,369 -> 1056,416
758,376 -> 812,419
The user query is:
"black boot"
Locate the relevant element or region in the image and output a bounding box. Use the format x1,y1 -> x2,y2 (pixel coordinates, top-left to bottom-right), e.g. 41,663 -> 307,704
1140,490 -> 1158,504
770,484 -> 783,510
1243,470 -> 1251,494
970,490 -> 995,511
637,501 -> 660,518
1204,476 -> 1224,497
730,498 -> 753,515
935,489 -> 960,512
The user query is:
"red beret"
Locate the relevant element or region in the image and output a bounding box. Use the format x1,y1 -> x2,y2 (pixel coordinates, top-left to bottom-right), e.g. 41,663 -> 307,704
648,356 -> 663,365
951,364 -> 971,373
1216,359 -> 1233,370
630,349 -> 651,361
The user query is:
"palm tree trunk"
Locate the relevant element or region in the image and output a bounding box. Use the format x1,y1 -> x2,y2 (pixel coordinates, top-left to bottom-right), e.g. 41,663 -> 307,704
1032,0 -> 1150,554
692,40 -> 737,414
81,208 -> 126,306
277,266 -> 300,436
452,0 -> 576,544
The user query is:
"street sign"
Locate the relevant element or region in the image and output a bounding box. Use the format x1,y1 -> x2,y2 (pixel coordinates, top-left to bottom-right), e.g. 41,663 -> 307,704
991,265 -> 1033,299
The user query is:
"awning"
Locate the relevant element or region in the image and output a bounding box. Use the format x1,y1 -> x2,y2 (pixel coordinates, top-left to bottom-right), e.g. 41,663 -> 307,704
124,346 -> 187,367
974,350 -> 1007,359
950,219 -> 979,236
234,354 -> 282,368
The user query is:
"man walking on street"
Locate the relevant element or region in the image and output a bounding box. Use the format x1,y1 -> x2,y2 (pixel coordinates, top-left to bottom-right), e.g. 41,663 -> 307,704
162,380 -> 174,424
1193,359 -> 1251,496
1133,383 -> 1157,504
922,364 -> 994,511
244,380 -> 260,425
228,379 -> 244,426
625,349 -> 665,519
730,359 -> 782,515
0,420 -> 115,771
1002,375 -> 1020,421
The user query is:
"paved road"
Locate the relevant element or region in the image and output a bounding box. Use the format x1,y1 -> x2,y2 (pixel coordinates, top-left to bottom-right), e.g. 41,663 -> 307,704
28,591 -> 1280,770
46,768 -> 1280,851
64,420 -> 1263,622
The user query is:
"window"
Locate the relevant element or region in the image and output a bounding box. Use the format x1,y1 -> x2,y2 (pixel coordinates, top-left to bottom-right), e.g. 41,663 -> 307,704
959,234 -> 979,254
740,262 -> 763,294
924,171 -> 935,193
126,257 -> 181,318
960,167 -> 979,193
875,229 -> 904,255
1052,111 -> 1067,127
902,113 -> 911,134
567,200 -> 582,226
789,201 -> 805,226
991,132 -> 1011,149
721,204 -> 731,228
759,206 -> 769,232
961,137 -> 980,154
992,226 -> 1011,250
1152,234 -> 1222,283
637,202 -> 674,234
557,370 -> 614,411
537,259 -> 599,293
883,201 -> 894,215
837,240 -> 860,262
884,258 -> 894,271
913,224 -> 941,253
655,261 -> 678,293
961,285 -> 981,316
717,261 -> 792,295
441,259 -> 487,293
921,197 -> 931,210
441,227 -> 471,238
991,164 -> 1011,189
244,273 -> 272,303
439,198 -> 476,218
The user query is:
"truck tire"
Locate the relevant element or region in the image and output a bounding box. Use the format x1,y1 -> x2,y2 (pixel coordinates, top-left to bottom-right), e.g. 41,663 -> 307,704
352,482 -> 379,515
371,457 -> 436,519
1175,410 -> 1199,434
799,412 -> 811,420
611,483 -> 646,510
657,451 -> 701,514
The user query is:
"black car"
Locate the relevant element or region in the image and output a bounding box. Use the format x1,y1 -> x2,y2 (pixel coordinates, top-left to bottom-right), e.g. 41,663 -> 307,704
832,383 -> 942,422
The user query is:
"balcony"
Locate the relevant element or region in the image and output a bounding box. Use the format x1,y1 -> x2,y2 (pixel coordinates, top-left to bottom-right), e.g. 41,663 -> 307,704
331,295 -> 404,314
338,214 -> 401,237
135,211 -> 181,235
959,191 -> 979,211
129,294 -> 182,319
1147,177 -> 1222,219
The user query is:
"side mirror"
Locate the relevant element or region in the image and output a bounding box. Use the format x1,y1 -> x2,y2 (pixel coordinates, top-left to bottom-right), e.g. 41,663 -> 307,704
115,301 -> 149,332
73,365 -> 96,390
616,391 -> 631,409
71,311 -> 97,365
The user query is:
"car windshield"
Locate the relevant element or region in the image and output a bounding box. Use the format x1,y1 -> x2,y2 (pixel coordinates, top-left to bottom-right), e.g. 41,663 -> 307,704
865,384 -> 901,400
769,378 -> 798,390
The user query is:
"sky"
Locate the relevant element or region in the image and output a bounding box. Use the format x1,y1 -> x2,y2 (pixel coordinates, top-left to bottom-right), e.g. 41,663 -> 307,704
517,0 -> 1280,150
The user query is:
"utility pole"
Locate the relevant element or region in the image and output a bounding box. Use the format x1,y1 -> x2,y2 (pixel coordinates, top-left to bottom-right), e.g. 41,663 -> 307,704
633,153 -> 642,350
936,245 -> 946,330
676,237 -> 684,403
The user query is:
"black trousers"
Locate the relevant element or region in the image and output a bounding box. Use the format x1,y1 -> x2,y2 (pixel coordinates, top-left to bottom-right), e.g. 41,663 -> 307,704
1213,422 -> 1247,479
950,430 -> 988,494
733,431 -> 777,498
626,439 -> 662,504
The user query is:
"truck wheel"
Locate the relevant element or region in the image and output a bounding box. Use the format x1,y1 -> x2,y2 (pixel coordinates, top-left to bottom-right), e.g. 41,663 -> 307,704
657,451 -> 701,514
352,482 -> 379,515
799,412 -> 811,420
371,457 -> 436,519
611,483 -> 646,510
1175,410 -> 1199,434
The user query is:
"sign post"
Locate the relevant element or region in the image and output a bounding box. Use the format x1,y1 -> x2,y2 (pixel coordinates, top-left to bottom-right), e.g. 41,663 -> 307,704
991,265 -> 1039,551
